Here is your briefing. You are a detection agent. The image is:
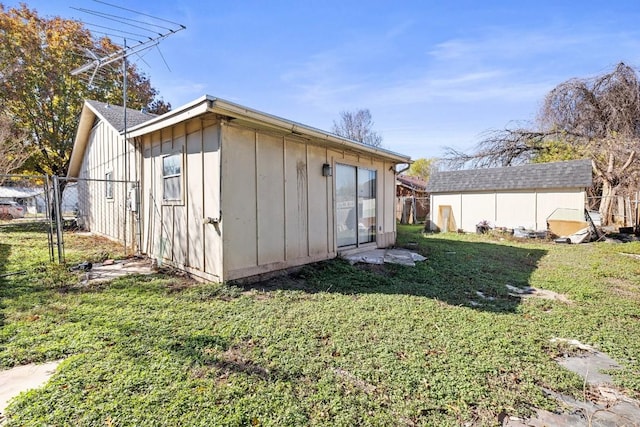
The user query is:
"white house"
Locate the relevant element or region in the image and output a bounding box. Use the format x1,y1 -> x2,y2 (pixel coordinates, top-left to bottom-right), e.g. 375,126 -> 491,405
0,185 -> 46,214
68,100 -> 156,245
68,96 -> 411,282
426,159 -> 593,233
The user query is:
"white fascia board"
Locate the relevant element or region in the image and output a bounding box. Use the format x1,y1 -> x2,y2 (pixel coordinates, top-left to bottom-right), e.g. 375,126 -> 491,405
126,95 -> 412,164
208,98 -> 412,164
67,102 -> 96,177
127,96 -> 211,137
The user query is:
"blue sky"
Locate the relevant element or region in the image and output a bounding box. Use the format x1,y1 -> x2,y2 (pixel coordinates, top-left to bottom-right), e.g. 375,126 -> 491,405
7,0 -> 640,160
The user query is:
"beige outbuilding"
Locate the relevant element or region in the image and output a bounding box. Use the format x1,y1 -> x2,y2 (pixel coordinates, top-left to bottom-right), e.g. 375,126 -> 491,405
69,96 -> 411,282
426,159 -> 593,233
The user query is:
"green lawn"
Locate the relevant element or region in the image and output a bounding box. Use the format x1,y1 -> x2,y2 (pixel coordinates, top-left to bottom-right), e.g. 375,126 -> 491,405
1,224 -> 639,426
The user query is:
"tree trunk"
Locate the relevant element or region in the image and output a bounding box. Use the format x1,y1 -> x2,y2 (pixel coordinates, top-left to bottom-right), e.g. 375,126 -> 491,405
599,179 -> 617,225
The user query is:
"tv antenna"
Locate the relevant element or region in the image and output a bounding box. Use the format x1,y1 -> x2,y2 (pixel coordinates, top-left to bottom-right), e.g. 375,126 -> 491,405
69,0 -> 185,249
71,0 -> 185,85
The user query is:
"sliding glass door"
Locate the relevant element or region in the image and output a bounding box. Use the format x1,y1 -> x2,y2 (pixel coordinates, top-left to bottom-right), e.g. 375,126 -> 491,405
335,164 -> 377,248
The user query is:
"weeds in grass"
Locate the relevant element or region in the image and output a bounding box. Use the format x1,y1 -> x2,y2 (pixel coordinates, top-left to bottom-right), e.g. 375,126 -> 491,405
1,225 -> 639,425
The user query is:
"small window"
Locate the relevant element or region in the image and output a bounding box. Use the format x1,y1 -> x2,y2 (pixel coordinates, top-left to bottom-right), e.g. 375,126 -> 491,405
162,153 -> 182,201
105,172 -> 114,199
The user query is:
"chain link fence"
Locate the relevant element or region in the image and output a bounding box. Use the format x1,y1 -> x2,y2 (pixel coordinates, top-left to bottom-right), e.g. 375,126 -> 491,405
56,177 -> 139,262
0,175 -> 139,276
0,174 -> 54,276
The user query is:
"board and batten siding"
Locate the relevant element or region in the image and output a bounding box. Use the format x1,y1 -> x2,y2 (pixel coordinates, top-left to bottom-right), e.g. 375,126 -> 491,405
220,123 -> 397,281
430,188 -> 587,232
140,117 -> 223,282
221,123 -> 336,280
139,116 -> 399,282
77,118 -> 135,244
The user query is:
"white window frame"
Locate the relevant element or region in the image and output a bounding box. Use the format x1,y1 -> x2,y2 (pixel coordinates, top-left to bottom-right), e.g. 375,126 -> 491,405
105,171 -> 114,200
162,152 -> 183,204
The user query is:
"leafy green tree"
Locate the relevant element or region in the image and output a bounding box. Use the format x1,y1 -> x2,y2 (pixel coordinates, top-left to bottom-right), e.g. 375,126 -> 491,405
0,3 -> 168,177
530,140 -> 586,164
405,158 -> 436,182
0,113 -> 28,176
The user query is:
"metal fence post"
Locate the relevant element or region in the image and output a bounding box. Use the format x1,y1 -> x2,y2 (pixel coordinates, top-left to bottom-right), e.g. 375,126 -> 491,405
52,175 -> 64,263
45,175 -> 55,263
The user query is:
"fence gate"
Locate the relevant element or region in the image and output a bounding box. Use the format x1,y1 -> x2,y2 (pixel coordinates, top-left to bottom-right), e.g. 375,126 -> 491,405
53,176 -> 141,263
0,174 -> 54,277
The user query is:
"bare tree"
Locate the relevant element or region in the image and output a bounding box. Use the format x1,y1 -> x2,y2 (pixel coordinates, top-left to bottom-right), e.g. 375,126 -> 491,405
332,109 -> 383,147
443,62 -> 640,224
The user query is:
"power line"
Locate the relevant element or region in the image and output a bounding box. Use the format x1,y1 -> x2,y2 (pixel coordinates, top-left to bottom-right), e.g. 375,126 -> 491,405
72,8 -> 166,36
81,20 -> 152,41
73,7 -> 177,33
92,0 -> 186,29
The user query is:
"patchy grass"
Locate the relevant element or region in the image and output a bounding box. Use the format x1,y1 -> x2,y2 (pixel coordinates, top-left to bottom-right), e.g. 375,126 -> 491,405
1,224 -> 639,426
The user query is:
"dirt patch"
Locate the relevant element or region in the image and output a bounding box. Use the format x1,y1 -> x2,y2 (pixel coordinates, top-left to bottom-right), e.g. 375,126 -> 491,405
355,262 -> 395,277
605,277 -> 640,301
246,274 -> 315,294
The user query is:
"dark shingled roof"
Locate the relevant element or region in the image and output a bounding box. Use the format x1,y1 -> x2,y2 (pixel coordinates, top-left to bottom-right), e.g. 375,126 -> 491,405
426,159 -> 593,193
86,99 -> 156,132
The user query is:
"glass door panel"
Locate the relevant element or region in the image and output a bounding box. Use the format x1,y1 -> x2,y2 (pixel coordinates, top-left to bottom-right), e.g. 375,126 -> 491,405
336,164 -> 377,248
358,168 -> 376,244
336,164 -> 357,247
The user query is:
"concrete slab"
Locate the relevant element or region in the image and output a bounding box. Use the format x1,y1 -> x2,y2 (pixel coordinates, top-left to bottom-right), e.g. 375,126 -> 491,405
342,248 -> 426,267
504,339 -> 640,427
80,257 -> 154,285
557,352 -> 622,386
506,284 -> 571,303
0,360 -> 61,421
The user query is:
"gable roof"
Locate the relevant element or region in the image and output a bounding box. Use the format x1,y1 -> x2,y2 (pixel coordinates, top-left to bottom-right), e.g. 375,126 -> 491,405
85,100 -> 157,132
68,100 -> 157,177
426,159 -> 593,193
127,95 -> 412,164
0,186 -> 44,198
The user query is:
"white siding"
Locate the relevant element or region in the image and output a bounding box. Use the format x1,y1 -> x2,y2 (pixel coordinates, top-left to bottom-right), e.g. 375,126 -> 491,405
257,133 -> 286,264
430,194 -> 462,232
430,189 -> 586,233
461,192 -> 496,231
496,191 -> 537,230
77,119 -> 135,247
536,189 -> 586,226
222,126 -> 258,272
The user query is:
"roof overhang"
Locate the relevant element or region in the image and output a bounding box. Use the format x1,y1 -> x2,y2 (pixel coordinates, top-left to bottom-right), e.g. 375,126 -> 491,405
68,102 -> 99,177
128,95 -> 412,164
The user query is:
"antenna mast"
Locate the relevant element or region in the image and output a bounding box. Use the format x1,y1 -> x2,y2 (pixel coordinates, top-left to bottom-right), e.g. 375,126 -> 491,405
70,1 -> 185,254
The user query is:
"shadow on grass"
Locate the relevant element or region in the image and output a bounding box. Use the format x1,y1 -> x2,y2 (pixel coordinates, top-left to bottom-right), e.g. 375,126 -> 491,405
0,220 -> 51,233
166,334 -> 296,382
245,233 -> 548,314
